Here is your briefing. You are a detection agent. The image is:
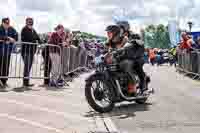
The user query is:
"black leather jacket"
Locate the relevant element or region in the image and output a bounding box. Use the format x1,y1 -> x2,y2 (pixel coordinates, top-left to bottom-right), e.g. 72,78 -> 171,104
113,39 -> 145,61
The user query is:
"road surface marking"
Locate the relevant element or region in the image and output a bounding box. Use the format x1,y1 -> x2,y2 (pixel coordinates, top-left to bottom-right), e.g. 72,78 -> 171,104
94,116 -> 109,132
0,113 -> 66,133
0,92 -> 85,108
103,117 -> 118,133
0,98 -> 90,122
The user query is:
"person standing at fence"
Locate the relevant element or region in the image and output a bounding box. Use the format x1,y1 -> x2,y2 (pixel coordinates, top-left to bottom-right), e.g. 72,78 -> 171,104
180,32 -> 193,51
42,32 -> 52,86
21,17 -> 41,87
48,24 -> 66,87
64,28 -> 72,47
0,18 -> 18,89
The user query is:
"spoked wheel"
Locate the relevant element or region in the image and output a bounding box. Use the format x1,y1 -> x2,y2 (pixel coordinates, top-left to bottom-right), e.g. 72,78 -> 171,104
85,76 -> 114,113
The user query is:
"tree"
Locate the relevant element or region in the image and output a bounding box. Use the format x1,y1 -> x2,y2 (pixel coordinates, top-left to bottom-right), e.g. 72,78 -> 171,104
144,24 -> 170,49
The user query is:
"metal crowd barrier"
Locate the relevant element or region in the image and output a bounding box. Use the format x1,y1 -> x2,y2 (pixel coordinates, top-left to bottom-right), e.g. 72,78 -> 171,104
0,42 -> 63,79
62,45 -> 89,75
177,49 -> 200,80
0,41 -> 89,86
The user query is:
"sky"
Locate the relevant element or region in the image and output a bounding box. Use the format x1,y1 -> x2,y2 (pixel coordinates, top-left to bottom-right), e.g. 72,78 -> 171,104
1,0 -> 200,36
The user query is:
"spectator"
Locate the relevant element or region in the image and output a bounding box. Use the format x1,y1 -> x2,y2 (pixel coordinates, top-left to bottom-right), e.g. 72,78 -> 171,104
79,39 -> 86,50
149,48 -> 156,66
0,18 -> 18,89
21,17 -> 41,87
176,43 -> 182,54
144,50 -> 149,64
42,33 -> 52,86
64,28 -> 72,47
95,45 -> 102,57
48,24 -> 66,87
72,33 -> 80,47
155,50 -> 162,65
169,46 -> 177,66
180,32 -> 193,51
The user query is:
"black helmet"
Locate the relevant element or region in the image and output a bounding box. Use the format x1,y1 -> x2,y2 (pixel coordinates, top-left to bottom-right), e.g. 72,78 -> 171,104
105,25 -> 121,34
116,21 -> 130,32
105,25 -> 123,44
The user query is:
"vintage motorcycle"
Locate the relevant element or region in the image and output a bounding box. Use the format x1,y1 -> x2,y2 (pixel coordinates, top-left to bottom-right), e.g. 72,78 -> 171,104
85,43 -> 154,113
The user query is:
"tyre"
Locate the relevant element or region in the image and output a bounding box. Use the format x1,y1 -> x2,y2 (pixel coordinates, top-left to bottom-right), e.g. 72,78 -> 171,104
135,97 -> 148,104
85,75 -> 114,113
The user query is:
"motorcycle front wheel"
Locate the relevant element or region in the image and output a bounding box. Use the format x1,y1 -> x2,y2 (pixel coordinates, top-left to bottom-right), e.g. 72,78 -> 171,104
85,75 -> 114,113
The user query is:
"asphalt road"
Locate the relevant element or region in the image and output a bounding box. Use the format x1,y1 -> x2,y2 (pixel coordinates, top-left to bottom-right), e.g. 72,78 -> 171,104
1,64 -> 200,133
109,65 -> 200,133
0,73 -> 110,133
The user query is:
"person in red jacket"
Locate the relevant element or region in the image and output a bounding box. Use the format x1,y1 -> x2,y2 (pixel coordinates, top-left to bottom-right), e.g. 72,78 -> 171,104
48,24 -> 67,87
180,32 -> 193,50
149,48 -> 156,66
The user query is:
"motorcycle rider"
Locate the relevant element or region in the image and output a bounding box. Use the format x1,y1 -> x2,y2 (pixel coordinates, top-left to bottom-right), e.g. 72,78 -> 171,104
105,21 -> 148,93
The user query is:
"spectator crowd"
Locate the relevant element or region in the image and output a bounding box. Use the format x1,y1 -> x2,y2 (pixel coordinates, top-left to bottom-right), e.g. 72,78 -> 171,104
0,17 -> 104,91
144,31 -> 200,78
4,16 -> 199,90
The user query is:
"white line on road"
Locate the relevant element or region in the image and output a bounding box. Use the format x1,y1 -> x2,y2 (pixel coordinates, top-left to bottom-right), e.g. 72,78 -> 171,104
0,98 -> 89,122
103,117 -> 119,133
0,92 -> 85,108
94,116 -> 109,132
0,113 -> 66,133
87,105 -> 119,133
